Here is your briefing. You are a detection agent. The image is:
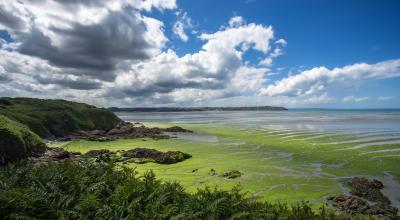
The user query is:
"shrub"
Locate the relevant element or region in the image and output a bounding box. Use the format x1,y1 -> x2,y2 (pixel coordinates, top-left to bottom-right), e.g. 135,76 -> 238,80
0,160 -> 371,220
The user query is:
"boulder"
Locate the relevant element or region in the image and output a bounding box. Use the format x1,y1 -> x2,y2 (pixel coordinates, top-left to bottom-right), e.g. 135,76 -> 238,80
327,195 -> 369,213
220,170 -> 242,179
350,177 -> 390,204
44,147 -> 71,159
121,148 -> 192,164
162,126 -> 192,133
84,149 -> 111,157
29,147 -> 76,164
327,177 -> 399,219
209,169 -> 217,176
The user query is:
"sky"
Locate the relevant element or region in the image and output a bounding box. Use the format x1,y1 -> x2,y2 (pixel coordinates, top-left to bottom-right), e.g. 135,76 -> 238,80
0,0 -> 399,108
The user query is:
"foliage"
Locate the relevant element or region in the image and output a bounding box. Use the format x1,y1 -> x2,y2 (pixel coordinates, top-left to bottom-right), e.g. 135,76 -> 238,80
0,114 -> 46,164
0,97 -> 121,138
0,160 -> 372,220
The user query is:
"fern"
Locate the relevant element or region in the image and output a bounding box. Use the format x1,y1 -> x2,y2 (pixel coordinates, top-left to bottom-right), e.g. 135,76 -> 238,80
0,160 -> 373,220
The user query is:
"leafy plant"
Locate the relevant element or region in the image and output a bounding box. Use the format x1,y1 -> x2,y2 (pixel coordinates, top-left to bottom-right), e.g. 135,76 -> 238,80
0,160 -> 376,220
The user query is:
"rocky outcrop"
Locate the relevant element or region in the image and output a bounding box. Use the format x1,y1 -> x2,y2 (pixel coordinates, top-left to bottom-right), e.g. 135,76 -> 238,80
121,148 -> 192,164
327,177 -> 398,219
0,114 -> 47,165
84,149 -> 111,157
82,147 -> 192,165
206,169 -> 243,179
162,126 -> 192,133
220,170 -> 242,179
63,122 -> 192,141
29,147 -> 78,165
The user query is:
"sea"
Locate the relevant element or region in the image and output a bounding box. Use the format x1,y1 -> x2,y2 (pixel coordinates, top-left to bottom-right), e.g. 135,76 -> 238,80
116,109 -> 400,135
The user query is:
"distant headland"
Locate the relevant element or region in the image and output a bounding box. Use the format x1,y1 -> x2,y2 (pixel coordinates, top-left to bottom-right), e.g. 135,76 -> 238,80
109,106 -> 288,112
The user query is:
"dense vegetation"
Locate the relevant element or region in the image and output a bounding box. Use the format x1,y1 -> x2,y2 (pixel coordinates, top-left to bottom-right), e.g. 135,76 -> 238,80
0,160 -> 366,220
0,97 -> 121,138
0,114 -> 46,165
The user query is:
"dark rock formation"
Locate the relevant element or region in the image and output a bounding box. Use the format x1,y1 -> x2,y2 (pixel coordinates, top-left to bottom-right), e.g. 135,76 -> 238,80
327,177 -> 398,219
68,122 -> 170,141
83,148 -> 192,165
29,147 -> 77,165
350,177 -> 390,204
64,122 -> 192,141
209,169 -> 217,176
121,148 -> 192,164
84,149 -> 111,157
162,126 -> 192,133
220,170 -> 242,179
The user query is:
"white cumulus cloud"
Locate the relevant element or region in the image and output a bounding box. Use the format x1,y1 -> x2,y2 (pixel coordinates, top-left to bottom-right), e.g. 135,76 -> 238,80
260,59 -> 400,97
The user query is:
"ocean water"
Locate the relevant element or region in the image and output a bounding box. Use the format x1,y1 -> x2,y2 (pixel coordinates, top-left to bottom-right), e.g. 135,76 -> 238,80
116,109 -> 400,135
116,109 -> 400,208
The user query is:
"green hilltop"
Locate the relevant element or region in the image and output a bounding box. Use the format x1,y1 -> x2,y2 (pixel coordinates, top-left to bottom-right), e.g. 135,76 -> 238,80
0,114 -> 46,164
0,97 -> 121,138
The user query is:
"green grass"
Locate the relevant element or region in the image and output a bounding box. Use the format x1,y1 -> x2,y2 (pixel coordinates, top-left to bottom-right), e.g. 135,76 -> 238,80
0,114 -> 46,164
54,122 -> 400,209
0,97 -> 121,138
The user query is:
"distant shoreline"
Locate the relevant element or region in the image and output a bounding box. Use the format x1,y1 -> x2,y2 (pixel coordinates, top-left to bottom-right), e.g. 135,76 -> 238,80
109,106 -> 288,112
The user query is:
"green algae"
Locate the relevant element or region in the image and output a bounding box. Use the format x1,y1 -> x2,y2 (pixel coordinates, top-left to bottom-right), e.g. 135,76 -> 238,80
52,122 -> 400,207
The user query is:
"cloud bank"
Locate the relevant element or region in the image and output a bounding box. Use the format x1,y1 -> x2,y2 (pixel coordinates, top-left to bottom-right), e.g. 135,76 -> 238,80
260,60 -> 400,97
0,1 -> 399,107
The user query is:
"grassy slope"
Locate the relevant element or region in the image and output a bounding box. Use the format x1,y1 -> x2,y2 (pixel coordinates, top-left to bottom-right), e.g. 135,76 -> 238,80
55,122 -> 400,208
0,114 -> 46,164
0,97 -> 121,138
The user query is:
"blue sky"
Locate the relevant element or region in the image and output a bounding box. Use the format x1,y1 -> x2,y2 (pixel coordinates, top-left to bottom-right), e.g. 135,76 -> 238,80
0,0 -> 399,108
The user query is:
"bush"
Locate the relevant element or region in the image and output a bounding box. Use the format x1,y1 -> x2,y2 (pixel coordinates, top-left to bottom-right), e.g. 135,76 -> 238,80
0,160 -> 370,220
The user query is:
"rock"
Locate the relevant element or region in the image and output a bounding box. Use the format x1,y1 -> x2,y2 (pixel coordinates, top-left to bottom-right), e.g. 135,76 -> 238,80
87,136 -> 116,142
88,130 -> 106,136
58,137 -> 72,141
52,121 -> 179,141
220,170 -> 242,179
162,126 -> 192,133
366,203 -> 399,219
44,147 -> 70,159
29,147 -> 76,164
84,149 -> 111,157
350,177 -> 390,204
327,177 -> 399,220
209,169 -> 217,176
328,195 -> 369,213
71,151 -> 82,155
121,148 -> 192,164
84,149 -> 121,162
106,128 -> 124,136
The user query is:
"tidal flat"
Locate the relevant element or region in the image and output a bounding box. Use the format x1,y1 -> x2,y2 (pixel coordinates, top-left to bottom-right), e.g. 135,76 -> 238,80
51,113 -> 400,209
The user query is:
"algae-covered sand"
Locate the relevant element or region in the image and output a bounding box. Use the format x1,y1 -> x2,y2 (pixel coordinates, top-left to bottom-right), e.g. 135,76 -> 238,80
54,121 -> 400,208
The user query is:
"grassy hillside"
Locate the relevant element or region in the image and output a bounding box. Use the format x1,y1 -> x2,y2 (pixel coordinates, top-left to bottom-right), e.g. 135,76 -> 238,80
0,114 -> 46,164
0,97 -> 121,138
